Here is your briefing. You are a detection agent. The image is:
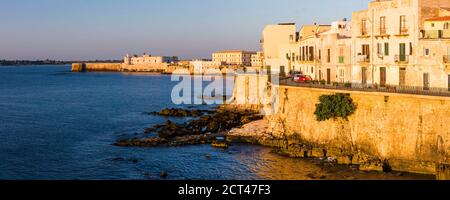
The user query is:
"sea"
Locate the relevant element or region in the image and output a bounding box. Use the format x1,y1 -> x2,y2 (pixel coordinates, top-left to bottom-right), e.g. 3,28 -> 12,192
0,65 -> 434,180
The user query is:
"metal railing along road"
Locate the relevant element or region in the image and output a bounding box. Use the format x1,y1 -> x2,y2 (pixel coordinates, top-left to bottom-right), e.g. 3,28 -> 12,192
278,78 -> 450,97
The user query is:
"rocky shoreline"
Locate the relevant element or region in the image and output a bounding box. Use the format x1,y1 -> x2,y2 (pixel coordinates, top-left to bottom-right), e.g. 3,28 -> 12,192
113,106 -> 437,179
114,106 -> 263,147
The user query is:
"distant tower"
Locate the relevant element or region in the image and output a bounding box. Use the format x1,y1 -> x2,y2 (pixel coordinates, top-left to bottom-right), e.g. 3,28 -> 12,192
124,54 -> 131,65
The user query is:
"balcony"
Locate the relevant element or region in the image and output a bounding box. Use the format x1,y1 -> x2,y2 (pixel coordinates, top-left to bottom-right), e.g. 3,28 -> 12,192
359,30 -> 370,38
396,27 -> 409,36
357,55 -> 370,63
395,55 -> 409,64
422,30 -> 450,39
375,28 -> 390,39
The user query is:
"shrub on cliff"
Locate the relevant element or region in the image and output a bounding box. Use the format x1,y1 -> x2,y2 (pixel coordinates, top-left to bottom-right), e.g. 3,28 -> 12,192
314,93 -> 356,121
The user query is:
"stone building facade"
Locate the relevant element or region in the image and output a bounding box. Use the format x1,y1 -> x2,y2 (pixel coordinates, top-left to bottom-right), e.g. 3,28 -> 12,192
189,60 -> 223,74
261,23 -> 297,74
251,51 -> 264,67
260,0 -> 450,90
319,21 -> 353,84
124,53 -> 178,66
212,50 -> 256,66
351,0 -> 450,89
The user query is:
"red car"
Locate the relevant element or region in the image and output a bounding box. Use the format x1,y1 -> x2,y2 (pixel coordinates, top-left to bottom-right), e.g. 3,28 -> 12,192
292,74 -> 312,83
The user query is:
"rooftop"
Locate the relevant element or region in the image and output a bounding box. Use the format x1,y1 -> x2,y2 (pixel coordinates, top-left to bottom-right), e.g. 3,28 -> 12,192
214,50 -> 257,54
425,16 -> 450,22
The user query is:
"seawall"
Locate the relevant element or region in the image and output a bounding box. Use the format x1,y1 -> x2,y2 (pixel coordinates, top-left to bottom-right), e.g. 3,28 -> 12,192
230,74 -> 450,179
71,63 -> 122,72
72,63 -> 190,73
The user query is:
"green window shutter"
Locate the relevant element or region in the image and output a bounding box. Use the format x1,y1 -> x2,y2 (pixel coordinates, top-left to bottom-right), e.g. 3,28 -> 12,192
384,43 -> 389,56
400,43 -> 406,61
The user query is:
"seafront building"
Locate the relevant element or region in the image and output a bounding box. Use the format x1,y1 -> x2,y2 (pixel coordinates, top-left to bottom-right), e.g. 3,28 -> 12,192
261,23 -> 297,75
251,51 -> 264,68
212,50 -> 256,66
189,60 -> 223,74
124,53 -> 178,66
297,24 -> 331,80
318,21 -> 353,84
351,0 -> 450,89
260,0 -> 450,90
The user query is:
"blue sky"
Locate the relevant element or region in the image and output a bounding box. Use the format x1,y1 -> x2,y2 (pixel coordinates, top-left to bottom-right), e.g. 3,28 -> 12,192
0,0 -> 370,60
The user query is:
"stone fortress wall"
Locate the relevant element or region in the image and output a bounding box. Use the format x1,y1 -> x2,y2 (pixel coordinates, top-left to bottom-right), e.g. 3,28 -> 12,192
232,73 -> 450,179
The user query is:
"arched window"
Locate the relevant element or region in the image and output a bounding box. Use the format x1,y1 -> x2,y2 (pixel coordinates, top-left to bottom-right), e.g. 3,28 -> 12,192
444,22 -> 449,30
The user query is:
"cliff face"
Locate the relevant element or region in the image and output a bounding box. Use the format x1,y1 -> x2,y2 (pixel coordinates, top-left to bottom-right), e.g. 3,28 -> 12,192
231,74 -> 450,178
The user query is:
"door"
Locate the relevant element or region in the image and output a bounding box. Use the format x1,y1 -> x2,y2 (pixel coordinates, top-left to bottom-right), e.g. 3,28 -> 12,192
362,67 -> 367,85
399,68 -> 406,86
327,69 -> 331,84
399,43 -> 406,61
380,67 -> 386,87
423,73 -> 430,90
448,74 -> 450,91
280,66 -> 285,77
339,69 -> 345,83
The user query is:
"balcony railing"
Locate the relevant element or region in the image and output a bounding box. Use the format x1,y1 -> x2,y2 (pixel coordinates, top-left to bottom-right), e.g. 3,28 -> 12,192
361,29 -> 368,36
399,27 -> 409,35
422,30 -> 450,39
395,55 -> 409,63
278,79 -> 450,97
357,55 -> 370,63
444,55 -> 450,64
379,28 -> 387,35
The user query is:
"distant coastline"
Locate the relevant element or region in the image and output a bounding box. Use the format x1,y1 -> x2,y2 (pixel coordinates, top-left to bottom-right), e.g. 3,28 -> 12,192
0,59 -> 122,66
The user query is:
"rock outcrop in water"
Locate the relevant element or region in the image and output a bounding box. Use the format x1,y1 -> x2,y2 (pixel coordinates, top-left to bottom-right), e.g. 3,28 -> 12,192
148,108 -> 214,118
114,106 -> 263,147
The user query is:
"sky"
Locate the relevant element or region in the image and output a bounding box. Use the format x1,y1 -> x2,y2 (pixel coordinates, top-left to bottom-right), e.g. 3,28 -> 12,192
0,0 -> 371,61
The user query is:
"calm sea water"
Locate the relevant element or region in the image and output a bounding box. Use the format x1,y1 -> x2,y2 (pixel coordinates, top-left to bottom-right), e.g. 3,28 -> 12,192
0,65 -> 434,180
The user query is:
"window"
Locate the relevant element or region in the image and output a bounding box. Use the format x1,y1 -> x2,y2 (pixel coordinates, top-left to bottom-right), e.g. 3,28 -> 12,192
410,42 -> 413,55
431,23 -> 435,28
361,19 -> 367,35
339,69 -> 345,83
384,43 -> 389,56
445,23 -> 449,30
380,16 -> 386,34
400,15 -> 407,34
309,47 -> 314,61
424,48 -> 430,56
327,49 -> 331,63
362,44 -> 370,58
339,47 -> 344,63
377,43 -> 383,55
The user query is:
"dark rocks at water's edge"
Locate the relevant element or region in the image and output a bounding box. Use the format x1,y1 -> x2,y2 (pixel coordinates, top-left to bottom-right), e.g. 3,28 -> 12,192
114,106 -> 263,147
148,108 -> 214,118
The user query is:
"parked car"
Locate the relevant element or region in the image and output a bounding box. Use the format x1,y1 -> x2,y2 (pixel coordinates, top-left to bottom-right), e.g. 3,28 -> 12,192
293,74 -> 312,83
